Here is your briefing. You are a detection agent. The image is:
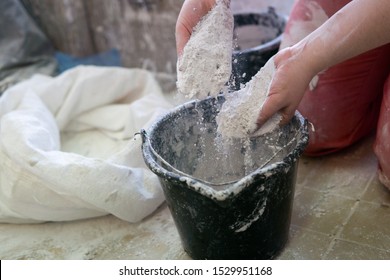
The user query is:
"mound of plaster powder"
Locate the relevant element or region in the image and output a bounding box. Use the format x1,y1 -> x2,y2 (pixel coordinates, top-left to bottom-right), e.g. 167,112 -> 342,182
176,0 -> 233,99
216,58 -> 282,138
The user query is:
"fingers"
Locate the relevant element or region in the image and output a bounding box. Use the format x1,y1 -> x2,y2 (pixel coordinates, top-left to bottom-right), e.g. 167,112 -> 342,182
175,0 -> 217,57
256,101 -> 295,127
175,21 -> 191,57
256,94 -> 295,129
255,46 -> 315,129
256,70 -> 303,128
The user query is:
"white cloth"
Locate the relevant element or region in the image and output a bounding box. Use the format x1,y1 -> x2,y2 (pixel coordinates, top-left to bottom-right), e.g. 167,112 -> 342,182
0,66 -> 174,223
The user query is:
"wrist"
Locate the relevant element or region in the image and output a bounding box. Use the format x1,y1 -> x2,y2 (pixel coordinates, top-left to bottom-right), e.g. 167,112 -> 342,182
291,39 -> 326,79
275,45 -> 319,90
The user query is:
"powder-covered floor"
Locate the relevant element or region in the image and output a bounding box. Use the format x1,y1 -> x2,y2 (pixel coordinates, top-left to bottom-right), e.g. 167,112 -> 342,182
2,0 -> 390,261
281,135 -> 390,259
1,134 -> 390,260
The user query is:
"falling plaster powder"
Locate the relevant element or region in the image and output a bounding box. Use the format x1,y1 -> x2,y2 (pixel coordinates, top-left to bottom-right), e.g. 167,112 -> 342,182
177,0 -> 280,138
176,0 -> 233,99
216,58 -> 281,138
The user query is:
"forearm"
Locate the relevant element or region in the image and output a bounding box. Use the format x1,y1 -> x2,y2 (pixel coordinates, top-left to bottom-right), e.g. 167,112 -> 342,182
257,0 -> 390,128
294,0 -> 390,75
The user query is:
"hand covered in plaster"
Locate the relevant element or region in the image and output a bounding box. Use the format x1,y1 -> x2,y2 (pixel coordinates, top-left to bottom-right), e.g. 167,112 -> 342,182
256,47 -> 316,128
176,0 -> 230,56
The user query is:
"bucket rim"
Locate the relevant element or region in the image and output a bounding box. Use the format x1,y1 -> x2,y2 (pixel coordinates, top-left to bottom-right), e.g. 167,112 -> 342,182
141,96 -> 309,201
232,10 -> 287,56
232,34 -> 283,56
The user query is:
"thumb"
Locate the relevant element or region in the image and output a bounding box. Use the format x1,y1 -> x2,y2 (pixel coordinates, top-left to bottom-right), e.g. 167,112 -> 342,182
176,29 -> 190,57
256,95 -> 295,129
256,95 -> 282,128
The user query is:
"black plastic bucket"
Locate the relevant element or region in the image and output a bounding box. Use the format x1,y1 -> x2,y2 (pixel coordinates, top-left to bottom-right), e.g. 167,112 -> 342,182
141,96 -> 308,259
231,7 -> 286,89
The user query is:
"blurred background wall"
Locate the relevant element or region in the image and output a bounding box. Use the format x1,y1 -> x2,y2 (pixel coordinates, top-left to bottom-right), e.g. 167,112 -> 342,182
19,0 -> 294,89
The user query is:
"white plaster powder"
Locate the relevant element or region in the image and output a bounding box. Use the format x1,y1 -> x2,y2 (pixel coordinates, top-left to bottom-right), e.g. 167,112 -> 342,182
217,58 -> 281,138
176,0 -> 234,99
177,0 -> 280,138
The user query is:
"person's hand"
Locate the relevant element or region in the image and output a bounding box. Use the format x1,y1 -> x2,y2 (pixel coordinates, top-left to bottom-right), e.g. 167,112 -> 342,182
257,0 -> 390,129
175,0 -> 218,56
256,46 -> 317,128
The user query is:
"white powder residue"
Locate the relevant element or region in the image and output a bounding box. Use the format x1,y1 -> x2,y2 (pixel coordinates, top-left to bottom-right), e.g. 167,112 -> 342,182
309,74 -> 319,91
231,200 -> 267,233
177,0 -> 280,139
216,58 -> 281,138
176,0 -> 233,99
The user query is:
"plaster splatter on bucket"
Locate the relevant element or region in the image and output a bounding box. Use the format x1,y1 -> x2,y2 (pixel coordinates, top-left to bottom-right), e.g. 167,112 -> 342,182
142,96 -> 309,259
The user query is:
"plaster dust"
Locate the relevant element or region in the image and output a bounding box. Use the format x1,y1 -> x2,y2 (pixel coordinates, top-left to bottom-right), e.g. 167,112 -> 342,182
216,58 -> 281,138
177,0 -> 280,138
0,206 -> 188,260
173,0 -> 282,189
176,0 -> 233,99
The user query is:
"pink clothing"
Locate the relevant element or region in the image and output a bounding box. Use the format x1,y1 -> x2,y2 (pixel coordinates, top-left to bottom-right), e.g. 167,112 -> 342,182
283,0 -> 390,188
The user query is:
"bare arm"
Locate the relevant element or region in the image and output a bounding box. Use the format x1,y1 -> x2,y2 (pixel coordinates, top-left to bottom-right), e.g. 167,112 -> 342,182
258,0 -> 390,127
